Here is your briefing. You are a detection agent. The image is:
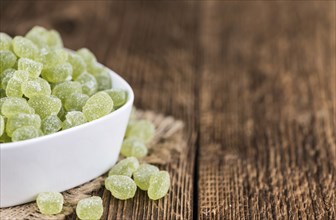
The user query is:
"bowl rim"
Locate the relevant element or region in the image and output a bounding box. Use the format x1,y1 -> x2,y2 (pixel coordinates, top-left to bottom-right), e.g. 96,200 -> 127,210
0,68 -> 134,149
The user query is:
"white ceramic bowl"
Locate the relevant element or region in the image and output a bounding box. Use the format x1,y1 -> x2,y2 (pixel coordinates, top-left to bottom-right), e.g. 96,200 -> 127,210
0,69 -> 134,208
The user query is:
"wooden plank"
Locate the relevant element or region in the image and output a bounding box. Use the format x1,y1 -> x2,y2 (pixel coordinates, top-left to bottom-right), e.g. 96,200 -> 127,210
1,1 -> 199,219
198,1 -> 335,219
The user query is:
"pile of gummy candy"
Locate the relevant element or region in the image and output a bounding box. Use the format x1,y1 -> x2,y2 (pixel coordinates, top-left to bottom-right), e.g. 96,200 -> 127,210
0,26 -> 127,142
1,27 -> 170,219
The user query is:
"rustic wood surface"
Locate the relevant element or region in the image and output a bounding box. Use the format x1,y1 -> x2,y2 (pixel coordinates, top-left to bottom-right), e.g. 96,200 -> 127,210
1,1 -> 335,219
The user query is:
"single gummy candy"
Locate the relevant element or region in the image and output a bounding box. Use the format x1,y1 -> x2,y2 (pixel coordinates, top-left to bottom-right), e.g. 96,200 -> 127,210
5,70 -> 29,97
82,91 -> 113,121
121,138 -> 148,158
0,68 -> 15,90
64,93 -> 89,111
148,171 -> 170,200
38,48 -> 68,68
0,50 -> 17,72
125,120 -> 155,143
133,164 -> 159,191
62,111 -> 87,130
12,36 -> 38,59
42,62 -> 72,83
21,77 -> 51,98
11,126 -> 39,142
108,157 -> 140,177
67,52 -> 86,79
1,97 -> 34,118
18,58 -> 43,78
52,81 -> 82,102
105,89 -> 127,109
105,175 -> 137,200
36,192 -> 64,215
76,196 -> 103,220
28,95 -> 62,119
41,115 -> 62,135
77,48 -> 96,64
92,68 -> 112,91
0,32 -> 12,50
6,113 -> 41,137
75,72 -> 98,96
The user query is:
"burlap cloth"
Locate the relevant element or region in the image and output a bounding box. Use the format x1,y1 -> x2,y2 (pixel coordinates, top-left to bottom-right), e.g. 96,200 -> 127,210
0,110 -> 185,220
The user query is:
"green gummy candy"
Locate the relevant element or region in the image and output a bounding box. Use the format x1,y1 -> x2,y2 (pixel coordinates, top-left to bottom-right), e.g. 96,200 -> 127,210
125,120 -> 155,143
0,50 -> 17,72
42,62 -> 72,83
147,171 -> 170,200
38,48 -> 68,68
105,175 -> 137,200
76,196 -> 103,220
0,115 -> 4,136
77,48 -> 96,64
1,97 -> 34,117
25,26 -> 49,48
0,32 -> 12,50
82,91 -> 113,121
105,89 -> 127,109
52,81 -> 82,102
21,77 -> 51,98
6,113 -> 41,137
47,30 -> 63,49
67,52 -> 86,79
62,111 -> 87,130
28,95 -> 62,119
64,93 -> 89,111
12,36 -> 38,59
133,164 -> 159,191
120,138 -> 148,158
18,58 -> 43,78
108,157 -> 139,177
75,72 -> 98,96
5,70 -> 29,97
41,115 -> 62,135
0,68 -> 15,90
92,68 -> 112,91
11,126 -> 39,142
36,192 -> 64,215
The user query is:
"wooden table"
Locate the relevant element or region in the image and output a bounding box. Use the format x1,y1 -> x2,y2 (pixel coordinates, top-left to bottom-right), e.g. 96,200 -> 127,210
1,1 -> 335,219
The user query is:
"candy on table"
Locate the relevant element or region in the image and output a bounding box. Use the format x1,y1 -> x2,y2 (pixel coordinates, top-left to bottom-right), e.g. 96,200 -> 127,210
125,120 -> 155,143
12,36 -> 38,59
41,115 -> 62,135
0,68 -> 15,90
108,157 -> 140,177
28,95 -> 62,119
147,171 -> 171,200
0,50 -> 17,72
105,175 -> 137,200
120,137 -> 148,158
0,115 -> 4,136
36,192 -> 64,215
18,57 -> 43,78
42,62 -> 73,83
21,77 -> 51,98
76,196 -> 103,220
6,113 -> 41,137
64,93 -> 89,111
62,111 -> 87,130
1,97 -> 34,117
104,89 -> 127,109
82,91 -> 113,121
67,52 -> 86,79
11,125 -> 39,142
52,81 -> 82,103
75,72 -> 98,96
0,32 -> 12,50
133,164 -> 160,191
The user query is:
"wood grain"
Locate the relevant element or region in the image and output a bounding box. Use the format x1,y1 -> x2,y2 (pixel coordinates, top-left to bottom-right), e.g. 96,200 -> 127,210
1,1 -> 335,219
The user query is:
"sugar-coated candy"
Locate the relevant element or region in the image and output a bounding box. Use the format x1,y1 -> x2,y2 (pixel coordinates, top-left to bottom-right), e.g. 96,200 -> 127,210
77,48 -> 96,64
108,157 -> 139,177
147,171 -> 170,200
25,26 -> 49,48
28,95 -> 62,119
36,192 -> 64,215
125,120 -> 155,143
62,111 -> 87,130
21,77 -> 51,98
82,91 -> 113,121
42,62 -> 72,83
18,58 -> 43,78
57,106 -> 67,121
76,196 -> 103,220
105,175 -> 137,200
75,72 -> 98,96
41,115 -> 62,134
64,93 -> 89,111
121,138 -> 148,158
133,164 -> 159,191
11,126 -> 39,142
12,36 -> 38,59
52,81 -> 82,102
38,48 -> 68,68
0,50 -> 17,72
0,32 -> 12,50
1,97 -> 34,117
0,68 -> 15,89
67,52 -> 86,79
5,70 -> 29,97
6,113 -> 41,137
0,115 -> 4,136
47,30 -> 63,49
105,89 -> 127,109
92,68 -> 112,91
